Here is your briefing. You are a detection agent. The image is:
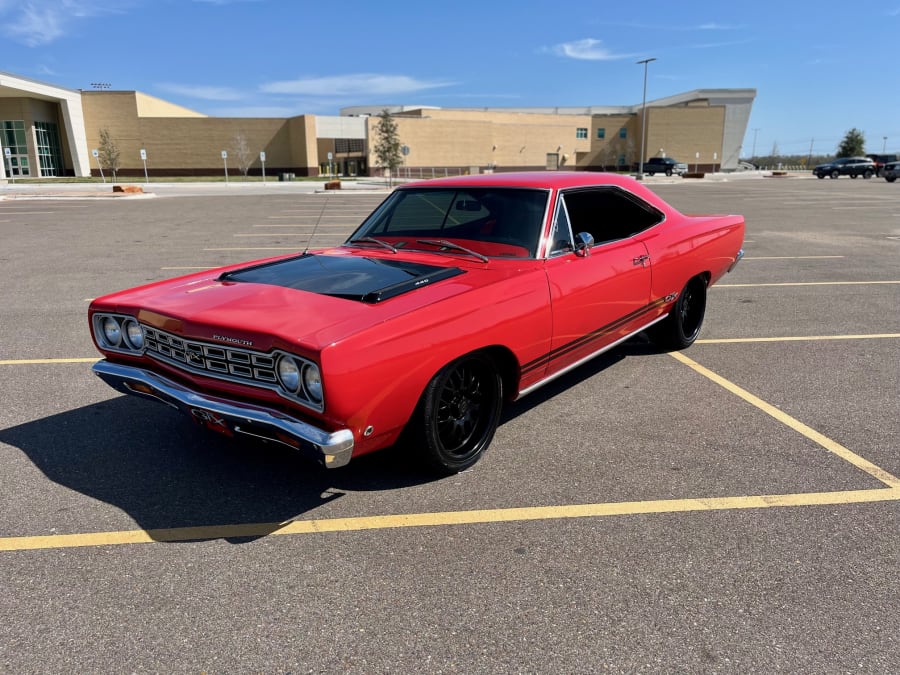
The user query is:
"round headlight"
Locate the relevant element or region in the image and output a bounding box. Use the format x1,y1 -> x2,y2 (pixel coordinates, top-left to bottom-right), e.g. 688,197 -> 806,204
101,316 -> 121,346
303,364 -> 323,402
278,356 -> 301,393
124,320 -> 144,350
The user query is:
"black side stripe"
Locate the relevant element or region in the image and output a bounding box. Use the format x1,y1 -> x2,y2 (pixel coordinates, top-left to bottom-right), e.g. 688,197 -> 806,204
521,297 -> 668,376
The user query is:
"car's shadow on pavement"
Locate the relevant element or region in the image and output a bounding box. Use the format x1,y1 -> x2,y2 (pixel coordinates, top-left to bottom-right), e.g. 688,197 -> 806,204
0,337 -> 660,544
0,396 -> 438,543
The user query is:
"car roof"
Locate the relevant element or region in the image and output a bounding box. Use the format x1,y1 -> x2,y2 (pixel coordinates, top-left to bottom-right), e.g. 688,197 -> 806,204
400,171 -> 642,191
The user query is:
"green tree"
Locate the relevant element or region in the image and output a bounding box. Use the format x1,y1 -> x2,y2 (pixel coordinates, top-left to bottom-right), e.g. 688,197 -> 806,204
836,128 -> 865,157
373,109 -> 402,187
98,128 -> 120,182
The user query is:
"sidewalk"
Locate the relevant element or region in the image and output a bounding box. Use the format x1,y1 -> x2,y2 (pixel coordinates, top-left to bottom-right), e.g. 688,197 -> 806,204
0,179 -> 392,200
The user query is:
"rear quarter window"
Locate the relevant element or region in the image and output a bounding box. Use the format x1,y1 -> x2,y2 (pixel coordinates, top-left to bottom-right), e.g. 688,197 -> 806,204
562,187 -> 664,245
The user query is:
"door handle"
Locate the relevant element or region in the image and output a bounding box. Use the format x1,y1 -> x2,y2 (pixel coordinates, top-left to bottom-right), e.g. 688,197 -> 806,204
632,254 -> 650,267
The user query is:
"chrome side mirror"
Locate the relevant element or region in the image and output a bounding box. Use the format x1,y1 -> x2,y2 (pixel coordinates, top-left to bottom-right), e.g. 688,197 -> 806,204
574,232 -> 594,257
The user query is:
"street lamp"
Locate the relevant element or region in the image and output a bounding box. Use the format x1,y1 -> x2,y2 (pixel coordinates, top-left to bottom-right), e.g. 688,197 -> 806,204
636,57 -> 656,180
884,136 -> 888,153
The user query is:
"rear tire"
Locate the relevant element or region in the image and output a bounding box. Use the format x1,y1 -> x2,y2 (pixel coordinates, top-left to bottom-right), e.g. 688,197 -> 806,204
864,170 -> 873,179
886,176 -> 897,183
648,277 -> 708,350
408,353 -> 502,475
830,170 -> 839,179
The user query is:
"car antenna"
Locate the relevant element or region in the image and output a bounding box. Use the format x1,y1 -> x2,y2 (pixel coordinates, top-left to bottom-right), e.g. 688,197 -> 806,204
303,195 -> 330,255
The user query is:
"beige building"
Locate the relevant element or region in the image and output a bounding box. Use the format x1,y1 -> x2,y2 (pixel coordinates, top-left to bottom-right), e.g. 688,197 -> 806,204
1,70 -> 754,180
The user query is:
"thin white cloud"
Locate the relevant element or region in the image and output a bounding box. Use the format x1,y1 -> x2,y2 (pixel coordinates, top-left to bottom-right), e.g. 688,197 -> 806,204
1,0 -> 127,46
688,39 -> 753,49
260,74 -> 454,97
208,105 -> 300,118
156,83 -> 245,101
548,38 -> 635,61
696,22 -> 742,30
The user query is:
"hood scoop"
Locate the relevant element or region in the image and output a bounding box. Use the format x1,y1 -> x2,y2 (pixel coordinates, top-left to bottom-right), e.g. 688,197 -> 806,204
219,253 -> 465,303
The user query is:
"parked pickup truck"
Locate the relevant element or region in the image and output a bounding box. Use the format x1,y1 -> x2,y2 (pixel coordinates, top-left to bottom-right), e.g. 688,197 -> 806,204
643,157 -> 688,176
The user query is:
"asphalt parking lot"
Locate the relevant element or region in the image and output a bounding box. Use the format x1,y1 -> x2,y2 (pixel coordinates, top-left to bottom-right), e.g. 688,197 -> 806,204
1,176 -> 898,672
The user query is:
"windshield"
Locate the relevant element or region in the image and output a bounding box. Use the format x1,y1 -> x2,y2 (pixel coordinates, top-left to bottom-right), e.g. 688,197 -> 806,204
346,187 -> 549,259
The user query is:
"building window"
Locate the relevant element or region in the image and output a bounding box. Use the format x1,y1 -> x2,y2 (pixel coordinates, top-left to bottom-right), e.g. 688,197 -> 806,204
576,128 -> 587,139
35,122 -> 63,177
596,128 -> 605,139
1,120 -> 31,176
619,127 -> 627,139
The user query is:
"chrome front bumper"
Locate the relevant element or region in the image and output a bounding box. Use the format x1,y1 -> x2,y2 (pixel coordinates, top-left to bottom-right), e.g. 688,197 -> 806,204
92,360 -> 354,468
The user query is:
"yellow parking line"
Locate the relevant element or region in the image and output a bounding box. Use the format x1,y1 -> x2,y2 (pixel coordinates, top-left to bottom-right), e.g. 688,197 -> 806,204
160,266 -> 215,270
744,255 -> 844,260
1,488 -> 897,552
717,281 -> 900,288
0,358 -> 98,365
203,247 -> 300,251
697,334 -> 900,344
669,351 -> 900,489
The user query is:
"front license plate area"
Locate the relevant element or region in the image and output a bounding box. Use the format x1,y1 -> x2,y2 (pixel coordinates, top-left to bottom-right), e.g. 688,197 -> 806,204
190,407 -> 234,437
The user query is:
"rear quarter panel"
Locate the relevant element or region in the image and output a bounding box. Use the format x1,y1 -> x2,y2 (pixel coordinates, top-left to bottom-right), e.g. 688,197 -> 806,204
642,213 -> 744,302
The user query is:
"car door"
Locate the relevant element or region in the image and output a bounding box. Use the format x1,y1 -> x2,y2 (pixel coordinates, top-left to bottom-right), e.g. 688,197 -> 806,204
541,187 -> 660,377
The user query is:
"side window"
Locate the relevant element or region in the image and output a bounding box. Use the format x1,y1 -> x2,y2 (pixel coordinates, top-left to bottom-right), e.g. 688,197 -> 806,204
561,188 -> 664,245
549,199 -> 574,255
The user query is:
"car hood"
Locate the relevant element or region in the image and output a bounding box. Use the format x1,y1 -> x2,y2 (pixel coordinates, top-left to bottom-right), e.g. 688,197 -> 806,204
98,252 -> 513,353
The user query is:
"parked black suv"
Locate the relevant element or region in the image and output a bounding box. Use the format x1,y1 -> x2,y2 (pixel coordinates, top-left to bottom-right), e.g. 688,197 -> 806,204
643,157 -> 688,176
883,160 -> 900,183
812,157 -> 877,179
866,154 -> 900,177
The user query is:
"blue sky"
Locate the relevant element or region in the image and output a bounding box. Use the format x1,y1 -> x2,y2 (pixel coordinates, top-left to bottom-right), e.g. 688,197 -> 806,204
2,0 -> 899,158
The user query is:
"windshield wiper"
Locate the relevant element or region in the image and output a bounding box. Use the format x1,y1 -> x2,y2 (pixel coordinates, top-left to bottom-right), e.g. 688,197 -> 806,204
415,239 -> 489,263
346,237 -> 398,253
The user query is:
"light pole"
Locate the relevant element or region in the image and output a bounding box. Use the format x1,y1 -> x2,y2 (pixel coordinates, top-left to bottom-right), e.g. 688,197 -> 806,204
636,57 -> 656,180
884,136 -> 888,153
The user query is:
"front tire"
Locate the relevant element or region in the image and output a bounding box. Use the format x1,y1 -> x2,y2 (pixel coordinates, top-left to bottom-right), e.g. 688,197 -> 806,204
648,277 -> 708,350
863,170 -> 873,179
830,170 -> 839,179
886,176 -> 897,183
409,353 -> 503,475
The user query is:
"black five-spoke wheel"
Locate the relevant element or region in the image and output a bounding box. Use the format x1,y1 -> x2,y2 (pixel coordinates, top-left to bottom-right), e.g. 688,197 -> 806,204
411,353 -> 502,475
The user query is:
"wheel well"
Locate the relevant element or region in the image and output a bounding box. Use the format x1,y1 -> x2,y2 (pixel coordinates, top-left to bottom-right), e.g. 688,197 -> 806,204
477,346 -> 520,402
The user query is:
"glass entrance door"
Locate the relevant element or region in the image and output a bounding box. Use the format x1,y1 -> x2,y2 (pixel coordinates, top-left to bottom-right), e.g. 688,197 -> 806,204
2,120 -> 31,177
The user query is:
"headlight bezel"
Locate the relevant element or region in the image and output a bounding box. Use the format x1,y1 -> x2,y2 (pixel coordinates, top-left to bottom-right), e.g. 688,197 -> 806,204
93,313 -> 144,354
277,355 -> 302,394
302,363 -> 323,403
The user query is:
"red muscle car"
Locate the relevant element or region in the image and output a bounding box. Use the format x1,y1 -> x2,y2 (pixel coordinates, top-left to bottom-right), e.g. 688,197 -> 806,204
90,172 -> 744,474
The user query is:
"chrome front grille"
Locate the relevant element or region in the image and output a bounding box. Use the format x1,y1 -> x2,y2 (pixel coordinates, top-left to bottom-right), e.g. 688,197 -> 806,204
143,325 -> 278,386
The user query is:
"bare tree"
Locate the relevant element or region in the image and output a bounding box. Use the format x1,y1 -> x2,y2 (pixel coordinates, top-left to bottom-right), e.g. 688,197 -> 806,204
98,128 -> 120,182
231,132 -> 252,178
